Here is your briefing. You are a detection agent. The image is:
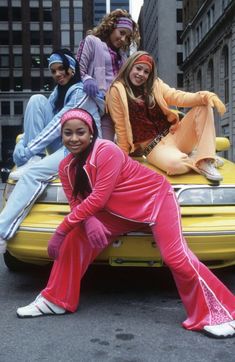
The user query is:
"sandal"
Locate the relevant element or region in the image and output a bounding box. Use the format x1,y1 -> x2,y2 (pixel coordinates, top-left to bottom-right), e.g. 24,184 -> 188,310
203,320 -> 235,338
17,294 -> 66,318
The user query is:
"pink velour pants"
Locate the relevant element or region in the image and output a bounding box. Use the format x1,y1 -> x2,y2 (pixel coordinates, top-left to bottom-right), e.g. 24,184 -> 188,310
42,190 -> 235,331
146,105 -> 216,175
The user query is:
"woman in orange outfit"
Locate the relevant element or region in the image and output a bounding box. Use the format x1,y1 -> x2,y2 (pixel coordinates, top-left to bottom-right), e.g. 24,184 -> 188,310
106,51 -> 226,182
16,109 -> 235,339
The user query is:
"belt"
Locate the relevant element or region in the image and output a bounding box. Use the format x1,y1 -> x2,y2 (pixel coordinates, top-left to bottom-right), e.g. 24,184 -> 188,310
143,129 -> 169,157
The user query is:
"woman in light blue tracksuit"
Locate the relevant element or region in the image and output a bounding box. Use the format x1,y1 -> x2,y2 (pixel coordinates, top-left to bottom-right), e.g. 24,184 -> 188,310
0,49 -> 104,253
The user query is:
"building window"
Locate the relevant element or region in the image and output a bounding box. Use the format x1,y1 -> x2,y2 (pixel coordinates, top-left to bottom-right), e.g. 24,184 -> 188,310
74,31 -> 83,46
177,73 -> 183,88
196,70 -> 202,90
30,8 -> 40,21
176,8 -> 183,23
43,8 -> 52,21
1,31 -> 9,45
196,22 -> 202,44
14,101 -> 23,115
14,55 -> 22,68
0,7 -> 8,21
43,31 -> 53,45
44,54 -> 51,67
222,45 -> 229,104
177,52 -> 183,66
184,37 -> 190,58
14,78 -> 23,91
43,78 -> 54,91
207,60 -> 214,92
61,31 -> 70,47
12,7 -> 22,21
31,55 -> 41,68
177,30 -> 183,45
0,78 -> 10,91
0,55 -> 9,68
61,7 -> 70,23
31,78 -> 41,91
74,7 -> 82,23
13,31 -> 22,44
1,101 -> 10,115
31,31 -> 40,45
185,78 -> 190,91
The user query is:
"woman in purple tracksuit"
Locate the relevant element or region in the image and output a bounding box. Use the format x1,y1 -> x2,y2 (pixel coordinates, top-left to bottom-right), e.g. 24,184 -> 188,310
77,8 -> 139,140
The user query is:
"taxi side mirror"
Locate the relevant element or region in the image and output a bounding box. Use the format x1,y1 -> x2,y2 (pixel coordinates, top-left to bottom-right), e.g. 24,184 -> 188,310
216,137 -> 230,152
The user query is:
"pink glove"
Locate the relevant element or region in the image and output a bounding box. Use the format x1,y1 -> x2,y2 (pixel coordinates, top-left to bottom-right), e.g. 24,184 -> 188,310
47,229 -> 67,260
83,216 -> 111,249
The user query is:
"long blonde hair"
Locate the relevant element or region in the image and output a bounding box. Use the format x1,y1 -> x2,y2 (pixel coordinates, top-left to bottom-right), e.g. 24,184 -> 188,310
113,51 -> 157,106
87,9 -> 140,51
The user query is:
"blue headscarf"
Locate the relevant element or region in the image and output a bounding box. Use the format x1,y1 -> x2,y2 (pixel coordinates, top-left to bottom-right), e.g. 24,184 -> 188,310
48,53 -> 76,71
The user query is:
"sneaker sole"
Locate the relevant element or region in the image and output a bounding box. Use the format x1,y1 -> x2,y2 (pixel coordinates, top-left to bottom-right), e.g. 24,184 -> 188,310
203,329 -> 235,339
17,310 -> 67,318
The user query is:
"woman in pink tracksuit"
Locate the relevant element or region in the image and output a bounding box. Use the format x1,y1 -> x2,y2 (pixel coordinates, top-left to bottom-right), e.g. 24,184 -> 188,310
17,109 -> 235,339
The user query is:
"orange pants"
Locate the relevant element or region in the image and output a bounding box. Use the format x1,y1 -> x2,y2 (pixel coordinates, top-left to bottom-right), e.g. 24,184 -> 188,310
42,191 -> 235,331
146,105 -> 216,175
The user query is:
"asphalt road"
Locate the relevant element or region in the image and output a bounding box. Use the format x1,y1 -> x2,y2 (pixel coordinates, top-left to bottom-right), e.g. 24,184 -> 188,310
1,182 -> 235,361
1,256 -> 235,362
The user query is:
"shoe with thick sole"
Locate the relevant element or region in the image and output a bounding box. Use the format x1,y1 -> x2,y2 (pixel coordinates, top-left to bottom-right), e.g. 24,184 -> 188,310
214,156 -> 224,168
197,160 -> 223,182
203,320 -> 235,338
10,156 -> 42,180
17,294 -> 66,318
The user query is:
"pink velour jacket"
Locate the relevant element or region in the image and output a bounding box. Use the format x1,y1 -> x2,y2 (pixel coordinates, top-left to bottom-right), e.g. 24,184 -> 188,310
59,139 -> 171,231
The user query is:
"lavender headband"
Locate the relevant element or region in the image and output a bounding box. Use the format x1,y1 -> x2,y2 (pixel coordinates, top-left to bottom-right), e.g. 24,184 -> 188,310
116,17 -> 133,31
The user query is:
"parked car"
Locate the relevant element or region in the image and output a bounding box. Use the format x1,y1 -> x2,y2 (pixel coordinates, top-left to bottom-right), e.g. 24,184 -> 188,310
2,137 -> 235,271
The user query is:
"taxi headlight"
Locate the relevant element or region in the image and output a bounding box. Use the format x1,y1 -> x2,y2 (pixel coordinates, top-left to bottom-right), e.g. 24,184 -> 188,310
177,186 -> 235,206
4,183 -> 68,204
37,184 -> 68,203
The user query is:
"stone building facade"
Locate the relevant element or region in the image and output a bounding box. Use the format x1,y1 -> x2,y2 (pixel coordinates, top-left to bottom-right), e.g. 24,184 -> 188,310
181,0 -> 235,160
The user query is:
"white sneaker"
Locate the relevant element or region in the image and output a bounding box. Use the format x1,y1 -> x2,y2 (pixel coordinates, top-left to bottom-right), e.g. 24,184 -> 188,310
17,294 -> 66,318
214,156 -> 224,168
197,160 -> 223,182
0,237 -> 7,254
203,320 -> 235,338
10,156 -> 42,180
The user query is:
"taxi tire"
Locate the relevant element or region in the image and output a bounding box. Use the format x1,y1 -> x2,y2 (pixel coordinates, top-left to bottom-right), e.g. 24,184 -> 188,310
3,251 -> 32,271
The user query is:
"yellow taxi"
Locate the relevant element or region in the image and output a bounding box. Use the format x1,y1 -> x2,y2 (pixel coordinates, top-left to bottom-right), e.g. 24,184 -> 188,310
2,137 -> 235,270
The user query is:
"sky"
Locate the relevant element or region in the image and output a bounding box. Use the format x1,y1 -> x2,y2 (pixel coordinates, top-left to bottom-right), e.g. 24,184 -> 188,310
129,0 -> 143,22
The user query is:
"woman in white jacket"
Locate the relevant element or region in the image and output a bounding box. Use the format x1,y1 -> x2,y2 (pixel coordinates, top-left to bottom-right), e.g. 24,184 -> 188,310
0,49 -> 103,254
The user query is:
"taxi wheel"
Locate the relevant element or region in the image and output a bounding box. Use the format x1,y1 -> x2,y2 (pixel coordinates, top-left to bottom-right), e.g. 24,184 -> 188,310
3,251 -> 30,271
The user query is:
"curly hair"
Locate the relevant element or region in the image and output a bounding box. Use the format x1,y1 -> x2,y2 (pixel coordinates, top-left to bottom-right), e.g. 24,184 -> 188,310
87,9 -> 140,50
113,51 -> 157,107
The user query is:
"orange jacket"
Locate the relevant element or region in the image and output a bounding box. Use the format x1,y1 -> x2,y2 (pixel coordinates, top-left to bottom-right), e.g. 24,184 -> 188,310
106,79 -> 213,153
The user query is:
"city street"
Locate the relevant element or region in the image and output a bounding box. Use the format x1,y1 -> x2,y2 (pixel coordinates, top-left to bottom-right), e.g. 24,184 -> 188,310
1,196 -> 235,362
